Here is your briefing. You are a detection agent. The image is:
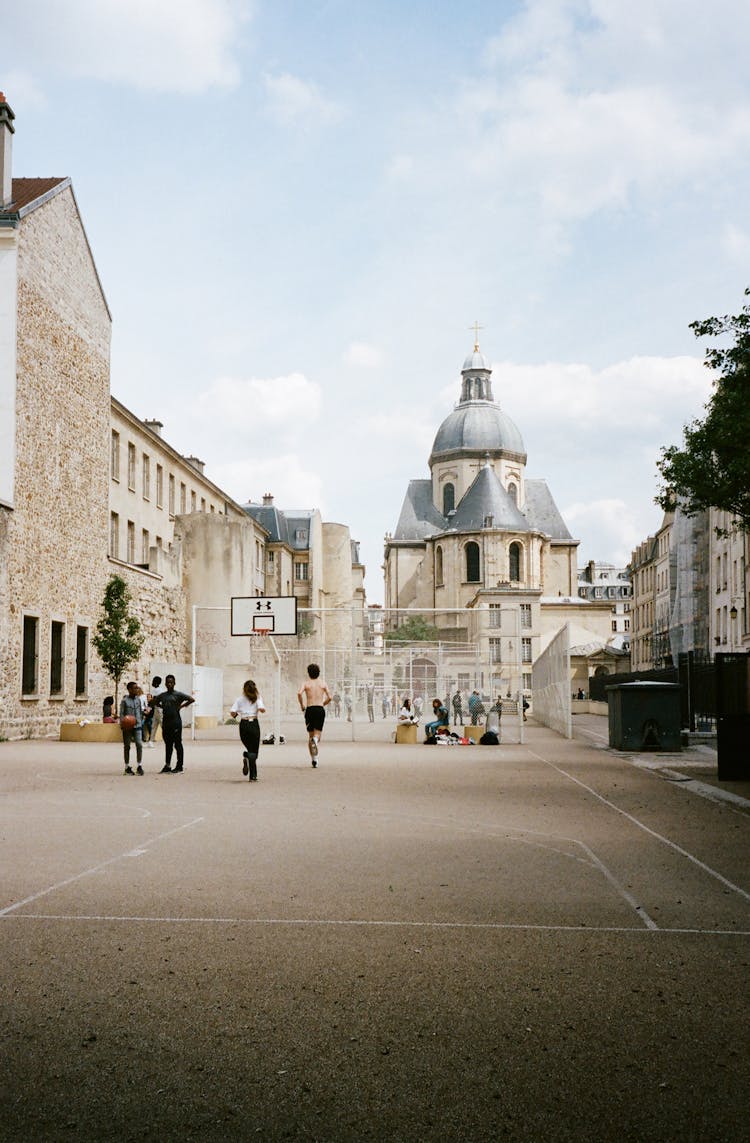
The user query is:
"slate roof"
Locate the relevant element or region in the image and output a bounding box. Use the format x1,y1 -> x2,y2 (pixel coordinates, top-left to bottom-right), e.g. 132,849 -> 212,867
243,504 -> 312,550
392,480 -> 446,542
523,480 -> 574,541
447,464 -> 530,533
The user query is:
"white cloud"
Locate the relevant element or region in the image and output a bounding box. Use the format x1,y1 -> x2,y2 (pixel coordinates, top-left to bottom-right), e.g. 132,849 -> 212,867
453,0 -> 750,221
192,372 -> 321,427
210,454 -> 325,512
563,497 -> 651,567
722,223 -> 750,264
2,0 -> 250,93
343,341 -> 383,369
492,355 -> 711,434
262,72 -> 342,128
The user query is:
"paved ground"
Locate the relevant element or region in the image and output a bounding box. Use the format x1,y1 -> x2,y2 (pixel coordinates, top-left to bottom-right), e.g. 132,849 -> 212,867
1,717 -> 749,1141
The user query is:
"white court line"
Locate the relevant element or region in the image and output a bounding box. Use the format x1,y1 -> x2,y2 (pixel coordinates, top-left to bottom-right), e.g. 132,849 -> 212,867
358,807 -> 658,929
0,817 -> 204,916
2,913 -> 749,937
526,748 -> 750,905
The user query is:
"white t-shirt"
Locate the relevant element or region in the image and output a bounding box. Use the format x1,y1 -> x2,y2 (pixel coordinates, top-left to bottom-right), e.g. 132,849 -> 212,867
231,694 -> 266,718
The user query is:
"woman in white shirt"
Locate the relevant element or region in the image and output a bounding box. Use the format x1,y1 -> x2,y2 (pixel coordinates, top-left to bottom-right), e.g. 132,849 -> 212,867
398,698 -> 417,723
230,679 -> 266,781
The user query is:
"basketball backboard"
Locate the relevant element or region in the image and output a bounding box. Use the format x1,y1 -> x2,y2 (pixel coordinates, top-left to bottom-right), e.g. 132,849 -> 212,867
231,595 -> 298,637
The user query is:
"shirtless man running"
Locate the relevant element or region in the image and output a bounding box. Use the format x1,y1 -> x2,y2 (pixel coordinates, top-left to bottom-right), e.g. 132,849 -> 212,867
297,663 -> 332,768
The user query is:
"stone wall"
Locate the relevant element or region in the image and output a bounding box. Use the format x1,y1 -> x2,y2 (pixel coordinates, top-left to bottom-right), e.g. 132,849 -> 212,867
0,187 -> 112,739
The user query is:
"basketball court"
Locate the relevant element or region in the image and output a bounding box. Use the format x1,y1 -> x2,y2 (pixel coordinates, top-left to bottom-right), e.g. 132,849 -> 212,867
1,721 -> 749,1140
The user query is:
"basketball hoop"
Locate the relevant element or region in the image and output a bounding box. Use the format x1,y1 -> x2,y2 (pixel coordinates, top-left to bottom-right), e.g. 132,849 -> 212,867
250,629 -> 271,638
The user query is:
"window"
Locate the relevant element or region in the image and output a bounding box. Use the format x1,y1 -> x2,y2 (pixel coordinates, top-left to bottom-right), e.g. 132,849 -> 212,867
127,442 -> 136,490
142,454 -> 150,500
507,482 -> 517,506
490,637 -> 502,664
156,536 -> 162,549
443,483 -> 455,515
520,603 -> 532,629
110,512 -> 119,559
50,621 -> 65,695
268,550 -> 275,569
142,529 -> 150,563
624,619 -> 630,631
127,520 -> 135,564
22,615 -> 39,694
75,625 -> 88,695
295,528 -> 308,544
509,542 -> 522,582
465,541 -> 480,582
169,474 -> 175,515
156,464 -> 164,508
295,561 -> 309,581
612,620 -> 617,631
521,637 -> 532,663
180,483 -> 186,513
522,673 -> 532,691
111,430 -> 120,480
191,490 -> 197,512
435,545 -> 444,586
489,603 -> 502,628
200,497 -> 206,512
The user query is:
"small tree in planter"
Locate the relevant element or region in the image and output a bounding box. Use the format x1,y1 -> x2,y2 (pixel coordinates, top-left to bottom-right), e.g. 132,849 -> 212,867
93,575 -> 144,708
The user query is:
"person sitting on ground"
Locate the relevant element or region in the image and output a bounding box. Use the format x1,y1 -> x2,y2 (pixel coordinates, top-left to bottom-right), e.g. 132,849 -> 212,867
398,698 -> 417,723
424,698 -> 449,739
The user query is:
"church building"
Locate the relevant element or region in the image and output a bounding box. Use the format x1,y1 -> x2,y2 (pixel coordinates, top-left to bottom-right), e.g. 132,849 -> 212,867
384,341 -> 600,690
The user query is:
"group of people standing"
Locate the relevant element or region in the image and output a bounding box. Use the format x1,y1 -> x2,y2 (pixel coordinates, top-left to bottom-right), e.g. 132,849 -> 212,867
118,674 -> 194,775
117,662 -> 332,784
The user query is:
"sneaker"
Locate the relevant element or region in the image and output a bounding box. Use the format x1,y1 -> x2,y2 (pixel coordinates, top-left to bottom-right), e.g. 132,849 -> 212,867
173,765 -> 183,773
124,766 -> 134,775
147,741 -> 155,749
160,765 -> 172,774
136,765 -> 144,776
242,751 -> 249,776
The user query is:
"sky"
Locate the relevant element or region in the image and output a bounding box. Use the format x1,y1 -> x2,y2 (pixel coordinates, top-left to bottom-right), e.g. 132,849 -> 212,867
3,0 -> 749,602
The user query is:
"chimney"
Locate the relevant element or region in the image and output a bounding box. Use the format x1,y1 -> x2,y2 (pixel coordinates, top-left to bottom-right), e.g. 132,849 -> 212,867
185,455 -> 205,474
144,418 -> 163,437
0,93 -> 15,209
262,492 -> 274,506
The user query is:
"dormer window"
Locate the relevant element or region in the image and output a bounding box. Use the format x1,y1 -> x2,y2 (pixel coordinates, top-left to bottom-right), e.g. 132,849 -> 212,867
507,481 -> 517,506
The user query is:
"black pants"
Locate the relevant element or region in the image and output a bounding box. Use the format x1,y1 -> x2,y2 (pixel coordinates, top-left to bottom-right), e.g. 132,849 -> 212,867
239,718 -> 260,779
163,723 -> 184,770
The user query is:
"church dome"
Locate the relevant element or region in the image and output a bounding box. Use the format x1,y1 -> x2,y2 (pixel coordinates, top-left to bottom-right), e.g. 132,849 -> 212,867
462,348 -> 491,372
430,403 -> 526,462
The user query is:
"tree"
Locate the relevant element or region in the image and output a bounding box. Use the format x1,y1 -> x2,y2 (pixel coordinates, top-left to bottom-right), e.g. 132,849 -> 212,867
92,575 -> 144,705
657,288 -> 750,531
385,614 -> 440,643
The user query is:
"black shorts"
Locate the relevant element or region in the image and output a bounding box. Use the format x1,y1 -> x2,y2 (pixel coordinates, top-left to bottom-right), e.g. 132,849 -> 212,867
305,705 -> 326,733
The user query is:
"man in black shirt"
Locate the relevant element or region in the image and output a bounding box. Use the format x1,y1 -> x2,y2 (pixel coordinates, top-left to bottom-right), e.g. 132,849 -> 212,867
152,674 -> 194,773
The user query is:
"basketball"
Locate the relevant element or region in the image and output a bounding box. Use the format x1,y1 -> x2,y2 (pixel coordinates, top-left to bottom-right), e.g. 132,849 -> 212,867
120,715 -> 136,730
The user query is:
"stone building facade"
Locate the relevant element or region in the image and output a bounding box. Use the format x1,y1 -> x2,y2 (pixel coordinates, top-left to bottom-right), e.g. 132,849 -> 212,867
0,164 -> 114,738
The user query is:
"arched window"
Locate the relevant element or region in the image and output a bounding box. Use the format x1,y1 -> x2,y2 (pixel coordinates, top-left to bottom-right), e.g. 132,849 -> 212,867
465,541 -> 480,582
443,483 -> 455,515
509,542 -> 522,582
507,482 -> 517,506
435,545 -> 444,586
